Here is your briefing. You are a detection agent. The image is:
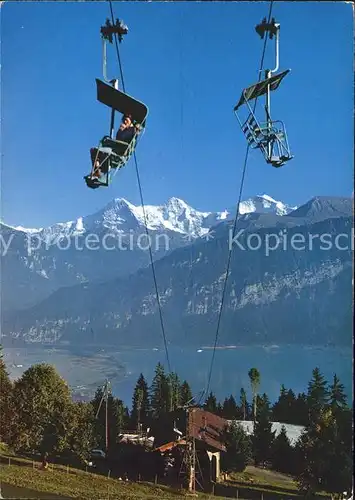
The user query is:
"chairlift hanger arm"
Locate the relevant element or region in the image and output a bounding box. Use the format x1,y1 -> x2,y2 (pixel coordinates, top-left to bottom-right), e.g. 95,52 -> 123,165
101,18 -> 128,83
255,17 -> 280,75
255,16 -> 278,39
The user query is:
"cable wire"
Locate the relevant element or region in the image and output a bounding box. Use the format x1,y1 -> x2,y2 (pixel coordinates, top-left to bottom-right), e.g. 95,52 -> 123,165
108,0 -> 172,374
203,0 -> 275,401
109,1 -> 126,93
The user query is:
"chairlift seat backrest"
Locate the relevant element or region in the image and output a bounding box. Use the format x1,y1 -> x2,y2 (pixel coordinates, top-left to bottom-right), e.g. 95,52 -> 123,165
234,69 -> 290,111
96,79 -> 148,125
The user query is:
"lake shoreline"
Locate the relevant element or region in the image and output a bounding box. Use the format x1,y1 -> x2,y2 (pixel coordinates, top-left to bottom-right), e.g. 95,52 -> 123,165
3,345 -> 352,407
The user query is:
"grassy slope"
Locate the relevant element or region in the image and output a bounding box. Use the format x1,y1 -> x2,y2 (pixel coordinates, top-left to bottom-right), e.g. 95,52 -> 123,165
216,465 -> 330,499
230,465 -> 299,489
0,463 -> 188,499
0,450 -> 331,500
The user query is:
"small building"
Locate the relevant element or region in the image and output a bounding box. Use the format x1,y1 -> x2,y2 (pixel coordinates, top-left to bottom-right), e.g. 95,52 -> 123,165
151,407 -> 228,488
188,407 -> 227,483
118,432 -> 154,448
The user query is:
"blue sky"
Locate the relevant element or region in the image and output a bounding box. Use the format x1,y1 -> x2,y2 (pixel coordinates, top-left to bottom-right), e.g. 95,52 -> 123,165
1,1 -> 353,228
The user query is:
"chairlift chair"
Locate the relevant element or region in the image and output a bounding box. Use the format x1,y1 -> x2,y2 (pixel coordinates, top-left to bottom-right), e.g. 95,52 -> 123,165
234,17 -> 293,168
84,18 -> 149,189
234,70 -> 293,167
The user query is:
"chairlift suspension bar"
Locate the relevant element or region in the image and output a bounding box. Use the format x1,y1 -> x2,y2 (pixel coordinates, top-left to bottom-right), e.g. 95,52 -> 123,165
102,37 -> 108,83
271,23 -> 280,73
255,17 -> 281,158
265,68 -> 272,159
100,18 -> 128,84
263,21 -> 280,158
267,24 -> 279,157
109,79 -> 119,138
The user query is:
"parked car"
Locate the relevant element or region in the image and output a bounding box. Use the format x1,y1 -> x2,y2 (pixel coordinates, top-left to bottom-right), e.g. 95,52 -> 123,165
90,449 -> 106,459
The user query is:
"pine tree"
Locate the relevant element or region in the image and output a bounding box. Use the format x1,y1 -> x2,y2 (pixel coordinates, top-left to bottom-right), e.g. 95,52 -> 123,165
180,380 -> 193,406
257,393 -> 271,417
296,407 -> 352,497
221,397 -> 229,418
328,374 -> 347,416
167,372 -> 181,412
321,418 -> 353,498
222,395 -> 238,420
294,392 -> 308,426
252,405 -> 275,466
284,389 -> 297,422
150,363 -> 170,418
221,422 -> 252,473
216,402 -> 223,416
307,367 -> 329,421
248,368 -> 260,421
272,385 -> 297,424
204,392 -> 218,413
271,425 -> 294,474
131,373 -> 150,430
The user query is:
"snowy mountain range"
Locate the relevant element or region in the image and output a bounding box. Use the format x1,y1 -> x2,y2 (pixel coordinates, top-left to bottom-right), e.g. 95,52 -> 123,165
0,194 -> 296,312
2,197 -> 353,348
6,194 -> 296,241
1,195 -> 353,349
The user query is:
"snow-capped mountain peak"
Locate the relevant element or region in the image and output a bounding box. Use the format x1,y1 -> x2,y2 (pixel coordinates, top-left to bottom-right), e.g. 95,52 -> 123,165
129,197 -> 209,235
238,194 -> 296,216
18,226 -> 42,233
167,196 -> 188,209
0,223 -> 43,234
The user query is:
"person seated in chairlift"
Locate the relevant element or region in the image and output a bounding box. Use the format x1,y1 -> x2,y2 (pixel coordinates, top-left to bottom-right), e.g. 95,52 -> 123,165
90,114 -> 139,179
115,114 -> 135,142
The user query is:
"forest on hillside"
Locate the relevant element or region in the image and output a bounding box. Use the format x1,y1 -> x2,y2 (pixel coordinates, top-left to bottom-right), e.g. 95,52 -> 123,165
0,349 -> 352,499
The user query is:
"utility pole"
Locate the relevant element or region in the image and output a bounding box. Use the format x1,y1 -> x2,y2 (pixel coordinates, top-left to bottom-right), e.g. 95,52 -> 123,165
191,436 -> 196,493
95,379 -> 110,454
105,380 -> 109,452
178,408 -> 203,494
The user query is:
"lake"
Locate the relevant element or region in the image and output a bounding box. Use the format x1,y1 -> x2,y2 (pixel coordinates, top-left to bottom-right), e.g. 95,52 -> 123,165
3,345 -> 352,407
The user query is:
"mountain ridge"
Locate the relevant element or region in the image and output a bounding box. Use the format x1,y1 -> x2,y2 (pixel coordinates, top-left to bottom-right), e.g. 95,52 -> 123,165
0,194 -> 298,313
2,193 -> 297,238
2,196 -> 352,349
